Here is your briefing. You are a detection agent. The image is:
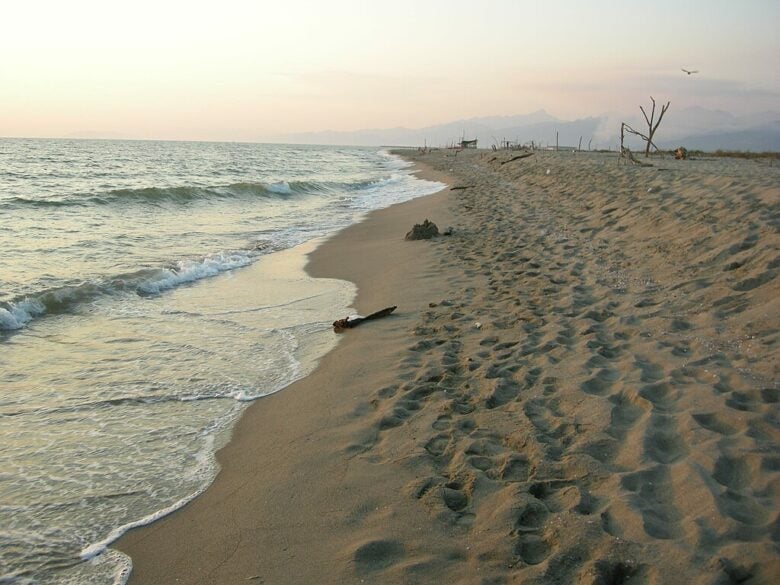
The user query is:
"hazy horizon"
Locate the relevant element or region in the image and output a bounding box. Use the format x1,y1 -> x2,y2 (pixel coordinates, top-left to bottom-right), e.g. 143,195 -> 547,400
2,0 -> 778,142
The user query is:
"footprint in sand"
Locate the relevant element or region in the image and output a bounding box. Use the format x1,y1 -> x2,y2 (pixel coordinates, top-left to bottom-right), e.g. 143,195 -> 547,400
584,560 -> 657,585
692,412 -> 738,436
580,368 -> 619,396
489,454 -> 531,482
441,482 -> 470,512
621,466 -> 683,539
607,391 -> 648,439
353,539 -> 405,574
643,415 -> 689,464
485,378 -> 521,408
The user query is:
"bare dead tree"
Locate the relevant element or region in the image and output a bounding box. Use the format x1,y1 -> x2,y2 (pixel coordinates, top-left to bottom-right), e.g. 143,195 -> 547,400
618,97 -> 671,164
619,122 -> 653,166
639,96 -> 670,157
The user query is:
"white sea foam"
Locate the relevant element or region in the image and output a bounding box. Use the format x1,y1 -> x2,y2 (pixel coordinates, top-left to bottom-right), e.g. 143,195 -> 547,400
80,488 -> 208,562
0,252 -> 256,331
80,436 -> 221,563
266,180 -> 292,194
0,298 -> 46,330
135,252 -> 254,295
138,253 -> 252,295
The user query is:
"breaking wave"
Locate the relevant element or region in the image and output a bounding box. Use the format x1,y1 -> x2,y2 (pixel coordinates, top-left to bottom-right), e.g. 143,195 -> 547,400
0,251 -> 254,331
3,178 -> 389,209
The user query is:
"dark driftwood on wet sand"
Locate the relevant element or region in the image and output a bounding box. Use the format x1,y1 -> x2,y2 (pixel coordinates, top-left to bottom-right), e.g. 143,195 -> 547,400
333,306 -> 397,331
450,185 -> 475,191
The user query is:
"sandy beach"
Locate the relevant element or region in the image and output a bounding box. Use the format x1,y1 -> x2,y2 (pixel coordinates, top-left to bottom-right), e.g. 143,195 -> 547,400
117,149 -> 779,584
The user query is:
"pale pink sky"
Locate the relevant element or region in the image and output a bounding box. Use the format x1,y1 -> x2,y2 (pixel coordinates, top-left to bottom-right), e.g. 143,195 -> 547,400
1,0 -> 778,141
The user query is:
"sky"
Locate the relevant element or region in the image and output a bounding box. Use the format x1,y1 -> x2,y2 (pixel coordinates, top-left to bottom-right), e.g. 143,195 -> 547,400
1,0 -> 778,141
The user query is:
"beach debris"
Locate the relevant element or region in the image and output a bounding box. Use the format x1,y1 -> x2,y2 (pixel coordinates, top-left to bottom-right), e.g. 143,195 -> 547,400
500,152 -> 534,165
474,321 -> 482,329
405,219 -> 439,240
675,146 -> 689,160
450,185 -> 475,191
442,226 -> 454,236
619,97 -> 671,161
333,306 -> 397,331
546,169 -> 551,175
619,144 -> 653,167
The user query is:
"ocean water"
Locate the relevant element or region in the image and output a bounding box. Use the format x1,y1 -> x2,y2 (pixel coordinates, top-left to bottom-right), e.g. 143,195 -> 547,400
0,139 -> 443,584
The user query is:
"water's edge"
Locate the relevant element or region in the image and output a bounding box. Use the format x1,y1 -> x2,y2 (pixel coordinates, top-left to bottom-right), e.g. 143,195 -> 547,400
88,162 -> 446,585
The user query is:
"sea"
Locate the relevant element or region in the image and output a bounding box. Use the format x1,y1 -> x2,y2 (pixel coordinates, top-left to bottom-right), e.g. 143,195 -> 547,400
0,138 -> 443,584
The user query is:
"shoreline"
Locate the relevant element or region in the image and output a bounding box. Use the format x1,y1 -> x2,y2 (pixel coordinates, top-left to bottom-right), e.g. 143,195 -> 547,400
115,159 -> 458,584
117,148 -> 779,584
78,238 -> 357,563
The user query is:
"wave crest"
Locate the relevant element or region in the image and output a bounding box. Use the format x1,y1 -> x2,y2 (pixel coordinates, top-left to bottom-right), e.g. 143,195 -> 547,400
4,179 -> 387,209
0,252 -> 254,332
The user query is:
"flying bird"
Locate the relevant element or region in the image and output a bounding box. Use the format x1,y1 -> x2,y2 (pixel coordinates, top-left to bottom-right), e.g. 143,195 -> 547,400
681,68 -> 699,75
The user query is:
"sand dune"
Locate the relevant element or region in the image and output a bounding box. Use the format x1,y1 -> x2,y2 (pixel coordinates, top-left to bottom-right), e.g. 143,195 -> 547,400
119,149 -> 778,584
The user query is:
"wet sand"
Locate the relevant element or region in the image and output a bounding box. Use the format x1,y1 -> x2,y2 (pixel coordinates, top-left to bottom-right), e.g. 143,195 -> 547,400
117,149 -> 779,584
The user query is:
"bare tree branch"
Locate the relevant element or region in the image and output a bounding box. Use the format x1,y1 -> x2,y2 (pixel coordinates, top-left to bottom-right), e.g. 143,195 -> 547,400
642,97 -> 670,157
640,96 -> 656,129
619,122 -> 654,166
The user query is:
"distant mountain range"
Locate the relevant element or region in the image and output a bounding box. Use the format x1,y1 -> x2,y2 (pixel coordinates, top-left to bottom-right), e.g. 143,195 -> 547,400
65,130 -> 134,140
271,107 -> 780,152
62,107 -> 780,151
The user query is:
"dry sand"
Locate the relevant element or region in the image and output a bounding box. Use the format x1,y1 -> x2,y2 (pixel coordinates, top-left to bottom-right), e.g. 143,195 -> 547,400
117,149 -> 779,584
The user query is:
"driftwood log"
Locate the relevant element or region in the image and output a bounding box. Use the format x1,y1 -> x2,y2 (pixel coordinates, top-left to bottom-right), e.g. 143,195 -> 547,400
500,152 -> 535,165
620,123 -> 654,167
333,306 -> 397,331
621,146 -> 653,167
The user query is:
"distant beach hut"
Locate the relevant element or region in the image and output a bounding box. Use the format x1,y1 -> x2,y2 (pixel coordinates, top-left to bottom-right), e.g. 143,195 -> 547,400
459,139 -> 478,149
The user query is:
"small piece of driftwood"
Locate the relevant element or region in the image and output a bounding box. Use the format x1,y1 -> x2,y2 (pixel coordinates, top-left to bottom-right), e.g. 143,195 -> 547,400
450,185 -> 475,191
500,152 -> 535,165
333,306 -> 397,331
621,147 -> 653,167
